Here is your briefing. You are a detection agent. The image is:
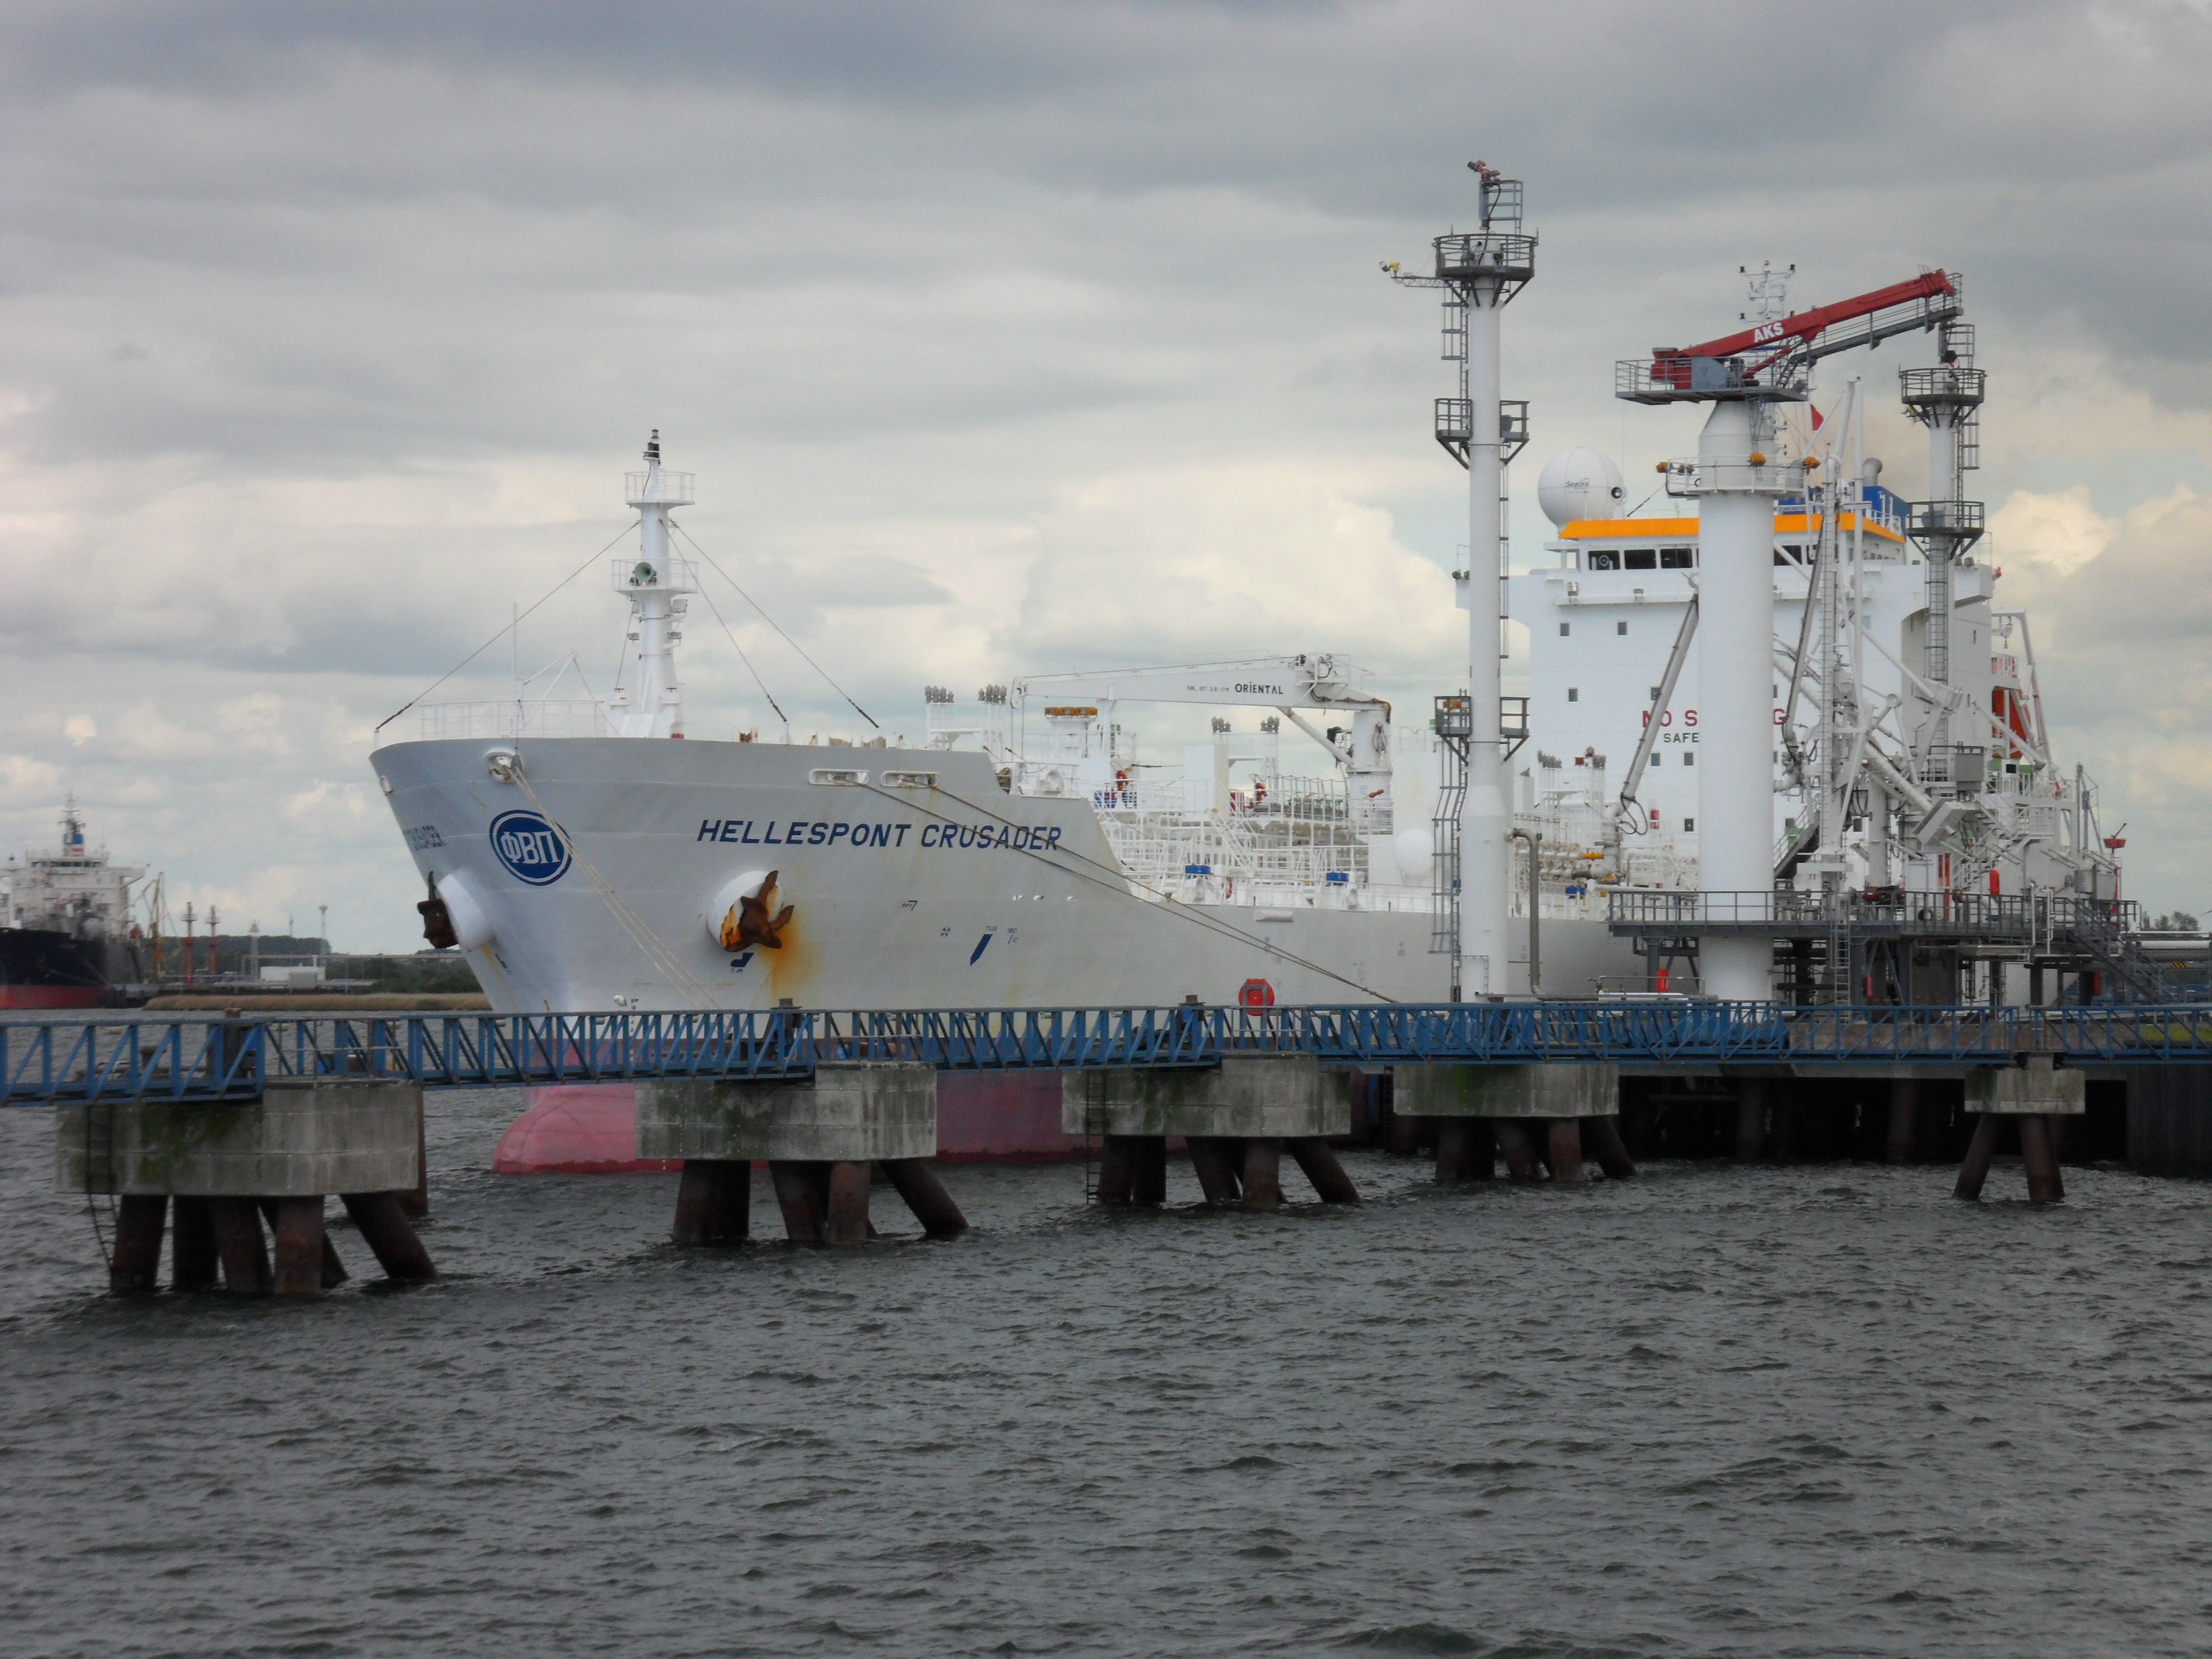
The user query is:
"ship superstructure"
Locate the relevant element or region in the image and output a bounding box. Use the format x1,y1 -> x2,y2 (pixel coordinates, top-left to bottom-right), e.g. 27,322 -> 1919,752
374,165 -> 2155,1012
1,799 -> 147,1007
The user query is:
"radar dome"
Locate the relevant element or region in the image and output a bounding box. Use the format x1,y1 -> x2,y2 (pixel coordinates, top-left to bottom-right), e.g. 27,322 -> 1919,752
1537,448 -> 1625,529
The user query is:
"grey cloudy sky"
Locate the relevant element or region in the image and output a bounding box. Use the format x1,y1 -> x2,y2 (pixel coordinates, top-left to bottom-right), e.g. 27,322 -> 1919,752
5,0 -> 2210,949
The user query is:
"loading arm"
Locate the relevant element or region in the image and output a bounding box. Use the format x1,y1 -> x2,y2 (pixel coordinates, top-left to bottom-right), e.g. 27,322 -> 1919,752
1615,591 -> 1698,834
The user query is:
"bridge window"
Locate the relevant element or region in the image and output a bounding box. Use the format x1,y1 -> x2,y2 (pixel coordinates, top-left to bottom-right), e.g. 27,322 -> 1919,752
1624,549 -> 1657,570
1661,546 -> 1694,568
1682,751 -> 1693,767
1567,688 -> 1579,702
1618,621 -> 1629,636
1684,817 -> 1695,831
1586,550 -> 1619,570
1559,621 -> 1570,636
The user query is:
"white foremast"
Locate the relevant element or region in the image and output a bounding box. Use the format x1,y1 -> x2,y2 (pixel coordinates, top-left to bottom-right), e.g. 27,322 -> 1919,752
610,430 -> 697,740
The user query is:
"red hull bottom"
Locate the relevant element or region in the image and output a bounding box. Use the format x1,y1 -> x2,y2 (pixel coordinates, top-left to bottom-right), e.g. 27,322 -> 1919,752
0,986 -> 108,1009
493,1073 -> 1086,1175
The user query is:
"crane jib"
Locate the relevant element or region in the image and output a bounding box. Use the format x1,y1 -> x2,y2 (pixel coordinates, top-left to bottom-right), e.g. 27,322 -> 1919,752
1650,271 -> 1959,364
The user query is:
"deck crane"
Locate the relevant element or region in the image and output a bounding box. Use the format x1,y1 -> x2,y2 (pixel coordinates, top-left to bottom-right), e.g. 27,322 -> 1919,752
1614,269 -> 1966,998
1623,271 -> 1962,402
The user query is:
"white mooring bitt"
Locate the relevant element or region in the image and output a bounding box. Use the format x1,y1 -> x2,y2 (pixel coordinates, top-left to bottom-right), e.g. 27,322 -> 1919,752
636,1061 -> 939,1163
1060,1054 -> 1349,1140
1393,1062 -> 1620,1119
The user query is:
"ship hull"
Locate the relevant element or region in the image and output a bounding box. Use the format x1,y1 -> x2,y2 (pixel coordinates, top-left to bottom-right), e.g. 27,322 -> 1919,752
372,737 -> 1453,1013
0,928 -> 110,1008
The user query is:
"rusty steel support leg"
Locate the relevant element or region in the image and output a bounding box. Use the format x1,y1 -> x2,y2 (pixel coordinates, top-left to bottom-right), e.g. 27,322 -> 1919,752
1096,1137 -> 1138,1206
170,1196 -> 217,1291
826,1162 -> 871,1245
1131,1137 -> 1168,1207
1434,1117 -> 1477,1183
1954,1113 -> 2001,1201
270,1197 -> 327,1298
672,1160 -> 721,1245
108,1194 -> 167,1295
1492,1119 -> 1543,1182
1185,1136 -> 1244,1206
674,1159 -> 750,1245
880,1159 -> 967,1238
1241,1138 -> 1284,1211
770,1161 -> 830,1242
1547,1118 -> 1588,1185
1734,1079 -> 1768,1161
1886,1079 -> 1918,1165
207,1198 -> 272,1294
399,1091 -> 430,1219
1583,1115 -> 1637,1181
340,1192 -> 437,1281
2021,1114 -> 2065,1204
1288,1137 -> 1360,1204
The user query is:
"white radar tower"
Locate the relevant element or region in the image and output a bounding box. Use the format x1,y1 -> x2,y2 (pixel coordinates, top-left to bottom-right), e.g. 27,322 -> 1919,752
1388,162 -> 1536,1000
610,430 -> 698,740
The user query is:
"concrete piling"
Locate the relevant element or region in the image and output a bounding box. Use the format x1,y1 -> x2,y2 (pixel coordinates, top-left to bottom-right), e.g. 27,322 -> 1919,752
770,1162 -> 831,1241
1287,1137 -> 1360,1204
207,1198 -> 273,1293
107,1194 -> 167,1295
1185,1136 -> 1244,1204
2020,1114 -> 2065,1204
1062,1056 -> 1356,1209
340,1192 -> 436,1281
1582,1114 -> 1637,1181
1956,1056 -> 2084,1203
1394,1063 -> 1621,1185
1885,1079 -> 1918,1165
1734,1078 -> 1768,1161
641,1063 -> 960,1242
1240,1137 -> 1284,1211
57,1080 -> 433,1296
671,1158 -> 752,1244
169,1196 -> 218,1291
1491,1119 -> 1543,1181
825,1162 -> 873,1245
1131,1137 -> 1170,1207
269,1197 -> 326,1298
1546,1118 -> 1588,1185
1953,1113 -> 2001,1200
879,1159 -> 968,1239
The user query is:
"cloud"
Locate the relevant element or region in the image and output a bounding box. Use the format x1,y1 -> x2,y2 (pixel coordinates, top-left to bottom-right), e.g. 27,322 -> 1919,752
4,1 -> 2212,940
62,713 -> 96,743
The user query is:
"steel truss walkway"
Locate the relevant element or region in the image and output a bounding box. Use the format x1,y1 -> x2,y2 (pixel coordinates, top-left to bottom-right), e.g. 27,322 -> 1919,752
8,1004 -> 2212,1107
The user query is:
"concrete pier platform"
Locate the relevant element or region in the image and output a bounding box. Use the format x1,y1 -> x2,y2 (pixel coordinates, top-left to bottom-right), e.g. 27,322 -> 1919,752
1956,1055 -> 2083,1203
1392,1064 -> 1630,1184
1060,1055 -> 1358,1209
637,1061 -> 966,1244
57,1079 -> 434,1295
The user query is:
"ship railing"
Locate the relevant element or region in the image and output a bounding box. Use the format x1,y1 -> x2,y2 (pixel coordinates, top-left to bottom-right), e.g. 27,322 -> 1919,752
416,700 -> 611,740
15,1002 -> 2212,1103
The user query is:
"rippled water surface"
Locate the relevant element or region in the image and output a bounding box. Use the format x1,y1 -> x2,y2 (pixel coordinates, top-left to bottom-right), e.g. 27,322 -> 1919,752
4,1090 -> 2210,1657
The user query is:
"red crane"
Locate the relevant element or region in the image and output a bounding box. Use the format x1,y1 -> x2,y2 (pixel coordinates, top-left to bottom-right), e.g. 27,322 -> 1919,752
1634,270 -> 1962,397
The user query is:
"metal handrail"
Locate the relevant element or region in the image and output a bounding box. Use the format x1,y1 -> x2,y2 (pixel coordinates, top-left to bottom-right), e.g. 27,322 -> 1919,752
11,1002 -> 2212,1104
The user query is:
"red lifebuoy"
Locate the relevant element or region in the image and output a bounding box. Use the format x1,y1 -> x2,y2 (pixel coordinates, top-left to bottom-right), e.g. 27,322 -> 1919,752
1238,977 -> 1276,1008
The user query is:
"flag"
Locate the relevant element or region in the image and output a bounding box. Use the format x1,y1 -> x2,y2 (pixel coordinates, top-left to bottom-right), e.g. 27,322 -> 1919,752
1810,404 -> 1825,430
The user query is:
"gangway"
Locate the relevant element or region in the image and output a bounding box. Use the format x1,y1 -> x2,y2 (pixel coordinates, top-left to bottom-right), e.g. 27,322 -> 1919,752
9,1002 -> 2212,1106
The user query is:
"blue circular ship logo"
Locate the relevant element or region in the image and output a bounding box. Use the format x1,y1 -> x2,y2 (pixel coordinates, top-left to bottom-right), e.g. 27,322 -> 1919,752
489,810 -> 570,886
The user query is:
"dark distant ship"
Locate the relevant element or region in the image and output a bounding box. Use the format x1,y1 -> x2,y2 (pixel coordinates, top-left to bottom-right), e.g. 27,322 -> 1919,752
1,800 -> 145,1008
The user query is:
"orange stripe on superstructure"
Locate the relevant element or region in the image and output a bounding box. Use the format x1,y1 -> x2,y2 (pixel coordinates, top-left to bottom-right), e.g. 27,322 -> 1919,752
1559,513 -> 1902,544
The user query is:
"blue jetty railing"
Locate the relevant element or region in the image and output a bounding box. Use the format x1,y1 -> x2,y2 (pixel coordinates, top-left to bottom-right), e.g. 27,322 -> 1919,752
7,1003 -> 2212,1107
